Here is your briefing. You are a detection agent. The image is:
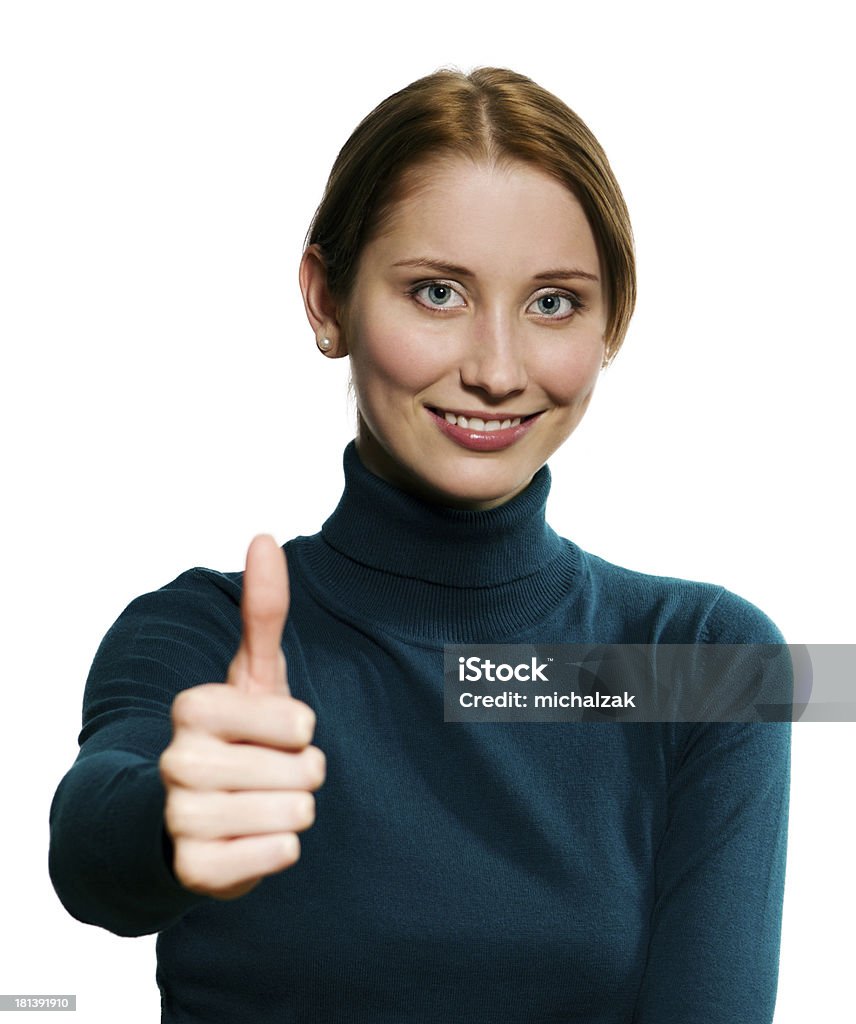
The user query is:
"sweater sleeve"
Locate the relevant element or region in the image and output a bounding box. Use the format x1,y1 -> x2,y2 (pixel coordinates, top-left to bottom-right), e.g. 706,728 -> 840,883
48,569 -> 241,937
631,589 -> 792,1023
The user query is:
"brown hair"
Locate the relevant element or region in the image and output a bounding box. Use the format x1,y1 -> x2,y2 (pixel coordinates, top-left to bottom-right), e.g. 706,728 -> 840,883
305,66 -> 636,364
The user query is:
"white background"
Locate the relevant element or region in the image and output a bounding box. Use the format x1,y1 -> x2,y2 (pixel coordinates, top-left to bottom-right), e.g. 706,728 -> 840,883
1,1 -> 852,1020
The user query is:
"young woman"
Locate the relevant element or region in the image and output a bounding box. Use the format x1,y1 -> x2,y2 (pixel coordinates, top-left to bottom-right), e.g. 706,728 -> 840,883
49,67 -> 790,1023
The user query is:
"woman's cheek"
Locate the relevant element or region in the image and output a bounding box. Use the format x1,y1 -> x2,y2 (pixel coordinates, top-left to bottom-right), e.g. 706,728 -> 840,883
352,321 -> 452,391
535,343 -> 603,406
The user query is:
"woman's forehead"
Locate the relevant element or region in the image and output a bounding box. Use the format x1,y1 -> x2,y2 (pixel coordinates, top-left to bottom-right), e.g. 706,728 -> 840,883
365,157 -> 601,279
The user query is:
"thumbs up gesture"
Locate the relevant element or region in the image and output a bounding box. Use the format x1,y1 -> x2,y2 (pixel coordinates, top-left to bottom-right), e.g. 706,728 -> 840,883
159,535 -> 325,900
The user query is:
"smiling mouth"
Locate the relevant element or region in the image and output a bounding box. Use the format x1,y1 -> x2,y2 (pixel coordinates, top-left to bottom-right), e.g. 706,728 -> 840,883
426,406 -> 540,433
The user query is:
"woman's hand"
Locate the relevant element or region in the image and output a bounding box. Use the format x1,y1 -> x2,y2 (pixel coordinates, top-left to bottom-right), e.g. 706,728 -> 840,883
159,535 -> 325,901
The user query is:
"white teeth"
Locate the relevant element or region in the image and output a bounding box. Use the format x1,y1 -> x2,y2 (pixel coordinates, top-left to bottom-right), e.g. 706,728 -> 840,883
437,408 -> 526,431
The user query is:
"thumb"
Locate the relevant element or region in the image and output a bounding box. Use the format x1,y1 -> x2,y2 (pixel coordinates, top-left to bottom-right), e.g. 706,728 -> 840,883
228,533 -> 291,695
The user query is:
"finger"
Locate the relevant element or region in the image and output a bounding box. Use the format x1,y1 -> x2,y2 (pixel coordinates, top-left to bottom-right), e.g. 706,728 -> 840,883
165,789 -> 316,840
228,534 -> 290,695
170,684 -> 316,749
160,737 -> 326,793
174,833 -> 301,899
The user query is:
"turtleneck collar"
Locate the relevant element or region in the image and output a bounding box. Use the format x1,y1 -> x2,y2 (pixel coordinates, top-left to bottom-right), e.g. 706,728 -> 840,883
289,441 -> 582,643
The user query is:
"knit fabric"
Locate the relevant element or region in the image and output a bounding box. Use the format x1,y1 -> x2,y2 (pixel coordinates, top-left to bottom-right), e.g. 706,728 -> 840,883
49,442 -> 790,1023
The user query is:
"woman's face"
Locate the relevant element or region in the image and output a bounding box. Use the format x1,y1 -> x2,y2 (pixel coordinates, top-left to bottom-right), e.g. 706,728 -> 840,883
329,157 -> 607,509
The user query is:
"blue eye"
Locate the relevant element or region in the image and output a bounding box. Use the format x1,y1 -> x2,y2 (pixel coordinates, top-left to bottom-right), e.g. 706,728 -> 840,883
411,282 -> 466,310
427,285 -> 452,305
528,292 -> 580,319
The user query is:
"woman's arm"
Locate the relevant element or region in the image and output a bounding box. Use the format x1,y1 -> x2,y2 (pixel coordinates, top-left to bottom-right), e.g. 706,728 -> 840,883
49,748 -> 206,937
632,589 -> 792,1023
48,569 -> 240,936
631,720 -> 790,1022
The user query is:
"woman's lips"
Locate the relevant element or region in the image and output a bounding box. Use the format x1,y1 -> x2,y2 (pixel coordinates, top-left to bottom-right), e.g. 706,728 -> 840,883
426,406 -> 542,452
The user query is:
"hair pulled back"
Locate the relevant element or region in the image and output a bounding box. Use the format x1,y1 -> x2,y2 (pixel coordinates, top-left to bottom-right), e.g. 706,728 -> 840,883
306,67 -> 636,364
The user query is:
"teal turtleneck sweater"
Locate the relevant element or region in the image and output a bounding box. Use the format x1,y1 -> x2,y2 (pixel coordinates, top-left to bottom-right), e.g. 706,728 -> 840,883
49,443 -> 790,1023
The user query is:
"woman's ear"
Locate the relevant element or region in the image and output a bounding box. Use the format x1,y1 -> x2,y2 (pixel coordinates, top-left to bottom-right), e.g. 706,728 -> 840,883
299,244 -> 348,357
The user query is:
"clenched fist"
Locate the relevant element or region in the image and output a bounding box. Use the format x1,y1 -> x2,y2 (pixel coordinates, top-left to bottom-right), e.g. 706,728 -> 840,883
159,534 -> 325,900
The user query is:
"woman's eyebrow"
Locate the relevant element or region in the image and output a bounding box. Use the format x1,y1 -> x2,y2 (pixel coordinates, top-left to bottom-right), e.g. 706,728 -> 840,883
533,267 -> 600,283
391,256 -> 599,282
392,257 -> 473,277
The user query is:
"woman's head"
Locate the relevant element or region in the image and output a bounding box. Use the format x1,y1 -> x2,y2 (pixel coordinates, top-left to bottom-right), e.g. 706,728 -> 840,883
305,66 -> 635,364
300,67 -> 635,509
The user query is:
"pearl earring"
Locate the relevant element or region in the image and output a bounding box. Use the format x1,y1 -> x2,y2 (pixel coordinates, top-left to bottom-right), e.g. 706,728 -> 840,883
317,336 -> 332,353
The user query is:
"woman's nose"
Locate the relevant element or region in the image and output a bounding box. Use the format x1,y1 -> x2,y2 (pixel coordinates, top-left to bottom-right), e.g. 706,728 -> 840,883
458,316 -> 529,397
